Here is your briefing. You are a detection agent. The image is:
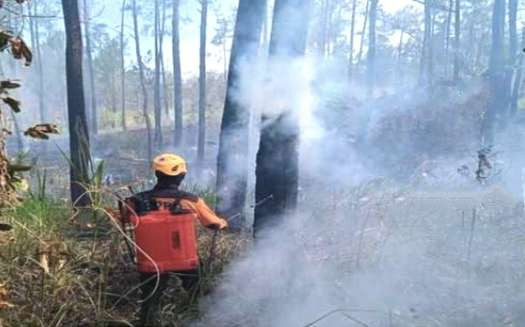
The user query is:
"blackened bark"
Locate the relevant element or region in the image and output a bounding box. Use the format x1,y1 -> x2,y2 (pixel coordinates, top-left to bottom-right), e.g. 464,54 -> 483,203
82,0 -> 97,135
254,0 -> 311,234
172,0 -> 183,147
198,0 -> 208,163
132,0 -> 152,162
62,0 -> 91,206
216,0 -> 267,229
120,0 -> 127,131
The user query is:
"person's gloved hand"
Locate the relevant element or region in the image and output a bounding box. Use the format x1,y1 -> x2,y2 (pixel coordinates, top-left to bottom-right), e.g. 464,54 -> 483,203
209,219 -> 228,230
217,218 -> 228,230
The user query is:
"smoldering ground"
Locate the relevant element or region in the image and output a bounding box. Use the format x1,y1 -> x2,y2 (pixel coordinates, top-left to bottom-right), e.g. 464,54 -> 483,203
192,47 -> 525,326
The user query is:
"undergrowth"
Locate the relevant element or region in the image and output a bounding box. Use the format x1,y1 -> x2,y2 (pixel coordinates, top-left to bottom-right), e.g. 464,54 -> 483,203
0,185 -> 246,327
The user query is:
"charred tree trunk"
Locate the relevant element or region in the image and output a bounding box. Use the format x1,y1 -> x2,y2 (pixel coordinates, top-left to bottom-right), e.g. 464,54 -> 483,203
453,0 -> 461,82
62,0 -> 91,206
348,0 -> 357,77
120,0 -> 127,131
132,0 -> 152,162
197,0 -> 208,164
254,0 -> 311,235
216,0 -> 267,229
482,0 -> 506,144
153,0 -> 163,146
172,0 -> 183,147
82,0 -> 97,136
366,0 -> 378,96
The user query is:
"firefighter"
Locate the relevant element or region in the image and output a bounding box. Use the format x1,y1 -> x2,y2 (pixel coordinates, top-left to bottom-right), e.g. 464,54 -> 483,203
122,153 -> 227,326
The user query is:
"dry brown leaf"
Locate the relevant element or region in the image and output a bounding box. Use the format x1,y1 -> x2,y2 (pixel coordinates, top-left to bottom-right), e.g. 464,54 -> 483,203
24,124 -> 59,140
0,80 -> 20,90
0,283 -> 13,310
8,37 -> 32,66
2,97 -> 20,113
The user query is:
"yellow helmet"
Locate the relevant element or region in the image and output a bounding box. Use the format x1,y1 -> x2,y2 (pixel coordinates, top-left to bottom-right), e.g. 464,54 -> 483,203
152,153 -> 188,176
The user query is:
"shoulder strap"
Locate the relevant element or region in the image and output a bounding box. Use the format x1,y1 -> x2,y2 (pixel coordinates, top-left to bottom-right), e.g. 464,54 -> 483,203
150,188 -> 199,203
128,191 -> 159,215
174,190 -> 199,203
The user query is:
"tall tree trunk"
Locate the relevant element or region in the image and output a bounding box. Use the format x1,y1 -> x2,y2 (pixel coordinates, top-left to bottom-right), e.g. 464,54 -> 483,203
444,0 -> 453,77
82,0 -> 97,135
161,54 -> 170,116
508,0 -> 518,117
153,0 -> 163,145
419,0 -> 432,86
197,0 -> 208,164
320,0 -> 329,57
429,8 -> 436,83
132,0 -> 152,162
357,0 -> 370,64
172,0 -> 183,147
510,29 -> 524,117
397,29 -> 404,79
62,0 -> 92,206
120,0 -> 127,131
160,1 -> 170,118
348,0 -> 357,77
508,0 -> 517,65
366,0 -> 378,96
254,0 -> 311,234
453,0 -> 460,82
261,1 -> 269,49
29,1 -> 46,124
482,0 -> 506,144
216,0 -> 267,229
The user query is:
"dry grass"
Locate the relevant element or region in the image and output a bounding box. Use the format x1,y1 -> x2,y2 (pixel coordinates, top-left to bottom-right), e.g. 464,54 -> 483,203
0,190 -> 248,327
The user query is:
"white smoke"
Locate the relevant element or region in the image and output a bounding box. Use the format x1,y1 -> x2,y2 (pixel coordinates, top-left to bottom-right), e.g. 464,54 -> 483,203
192,3 -> 525,326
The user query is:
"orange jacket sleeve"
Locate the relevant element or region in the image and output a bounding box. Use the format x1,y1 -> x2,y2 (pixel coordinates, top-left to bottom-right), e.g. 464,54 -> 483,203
180,198 -> 228,230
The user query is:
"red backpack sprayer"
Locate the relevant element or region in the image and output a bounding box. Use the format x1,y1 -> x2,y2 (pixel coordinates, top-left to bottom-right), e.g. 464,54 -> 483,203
116,192 -> 274,277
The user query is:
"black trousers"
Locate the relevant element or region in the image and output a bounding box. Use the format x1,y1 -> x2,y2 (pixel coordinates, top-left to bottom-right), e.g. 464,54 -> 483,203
138,270 -> 198,326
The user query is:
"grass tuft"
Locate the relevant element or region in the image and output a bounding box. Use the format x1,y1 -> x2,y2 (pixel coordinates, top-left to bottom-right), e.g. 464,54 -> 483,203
0,184 -> 246,326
